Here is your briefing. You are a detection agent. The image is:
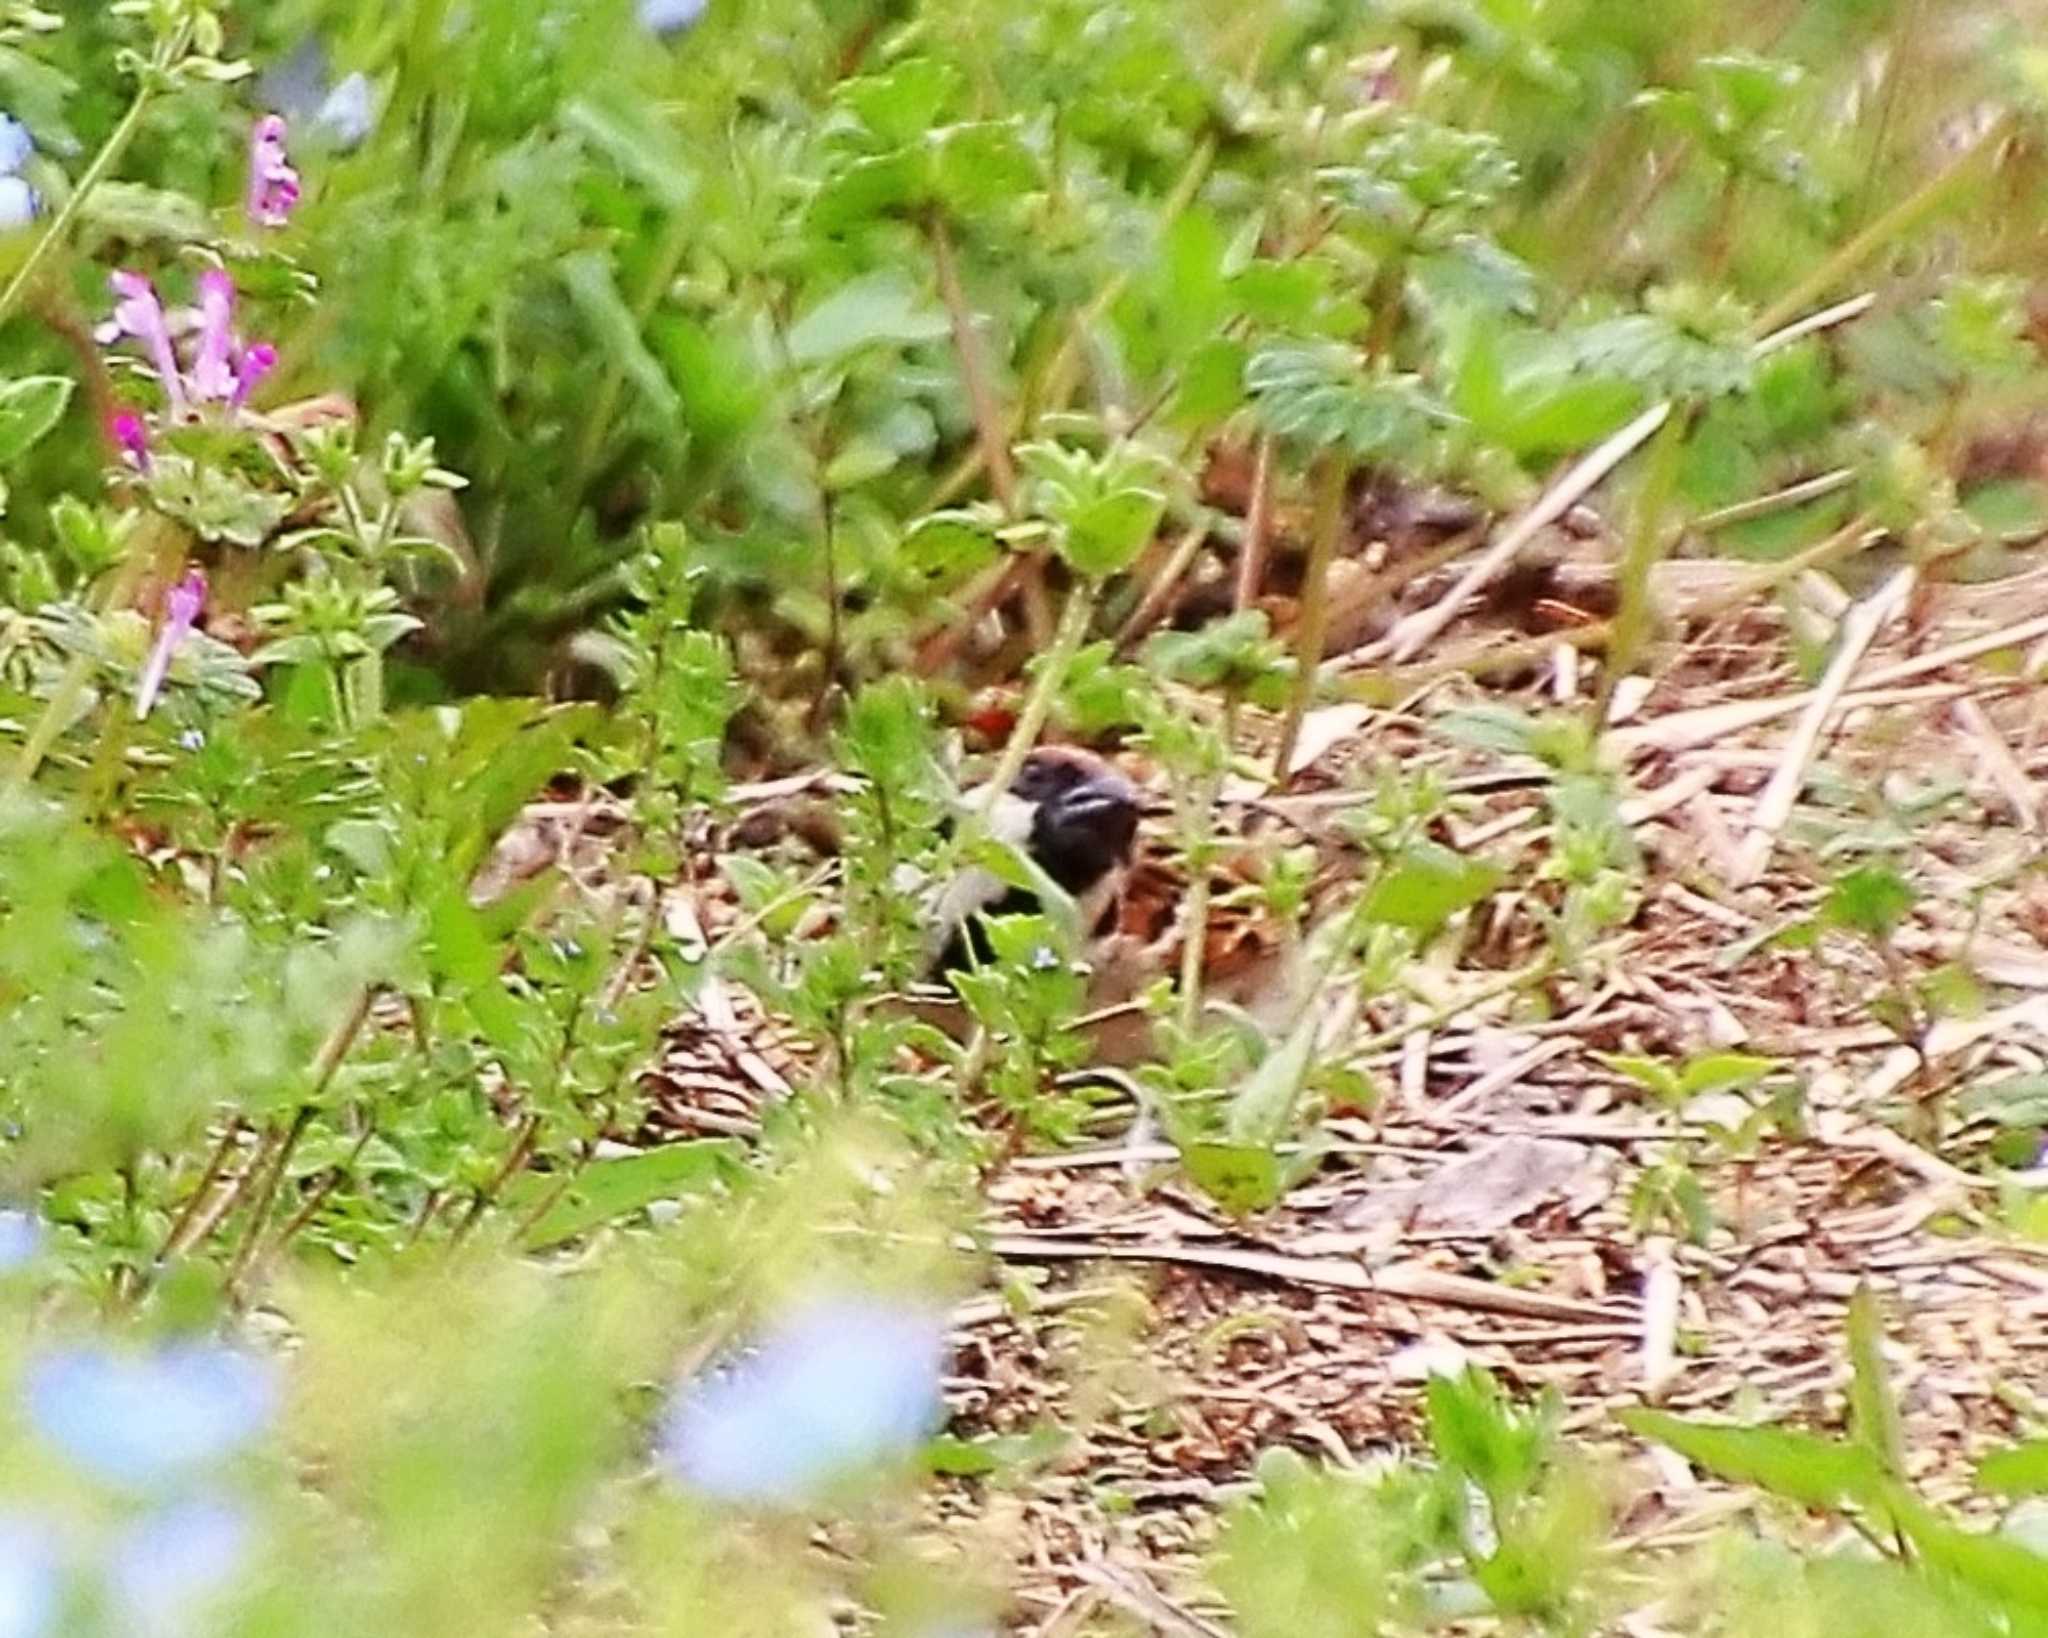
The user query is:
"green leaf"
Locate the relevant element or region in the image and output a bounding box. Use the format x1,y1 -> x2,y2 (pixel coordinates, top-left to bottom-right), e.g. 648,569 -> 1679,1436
519,1140 -> 742,1249
1885,1487 -> 2048,1612
1978,1439 -> 2048,1499
1846,1283 -> 1905,1478
1058,488 -> 1165,580
1181,1141 -> 1286,1216
1362,841 -> 1503,932
563,90 -> 696,212
931,121 -> 1039,213
841,58 -> 963,149
1822,862 -> 1915,940
1595,1053 -> 1682,1102
560,251 -> 680,425
0,375 -> 72,466
902,509 -> 1002,579
1619,1409 -> 1885,1510
787,272 -> 950,366
1677,1053 -> 1780,1097
1962,1074 -> 2048,1127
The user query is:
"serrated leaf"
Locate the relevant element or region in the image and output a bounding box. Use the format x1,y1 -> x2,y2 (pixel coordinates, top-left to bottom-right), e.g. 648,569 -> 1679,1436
1362,841 -> 1502,931
1058,488 -> 1164,580
1181,1141 -> 1286,1216
1822,862 -> 1915,939
841,57 -> 963,149
1620,1408 -> 1884,1509
519,1139 -> 741,1249
0,375 -> 71,465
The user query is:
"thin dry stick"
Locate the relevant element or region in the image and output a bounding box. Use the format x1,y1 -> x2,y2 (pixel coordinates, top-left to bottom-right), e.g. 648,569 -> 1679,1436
1375,292 -> 1876,669
1378,402 -> 1673,664
989,1233 -> 1630,1323
1270,454 -> 1348,780
1114,521 -> 1211,650
1730,564 -> 1917,885
453,1112 -> 544,1243
154,1118 -> 247,1264
240,1121 -> 376,1291
1233,435 -> 1275,611
1694,466 -> 1856,533
221,1105 -> 315,1295
1613,606 -> 2048,755
928,211 -> 1018,512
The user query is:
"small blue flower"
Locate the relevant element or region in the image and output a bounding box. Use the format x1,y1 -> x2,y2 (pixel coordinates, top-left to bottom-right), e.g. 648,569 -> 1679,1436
315,74 -> 375,152
0,1209 -> 39,1271
0,177 -> 37,231
660,1295 -> 948,1506
0,115 -> 31,176
0,1517 -> 57,1638
639,0 -> 708,36
109,1500 -> 252,1638
25,1343 -> 277,1490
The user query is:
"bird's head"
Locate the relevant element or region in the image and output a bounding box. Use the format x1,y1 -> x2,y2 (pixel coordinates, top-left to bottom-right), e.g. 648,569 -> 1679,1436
1007,746 -> 1141,896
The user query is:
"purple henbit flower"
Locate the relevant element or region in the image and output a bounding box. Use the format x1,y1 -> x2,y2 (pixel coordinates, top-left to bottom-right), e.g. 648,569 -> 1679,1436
135,568 -> 207,721
111,410 -> 152,474
107,271 -> 188,419
188,269 -> 237,403
245,114 -> 300,228
231,342 -> 277,412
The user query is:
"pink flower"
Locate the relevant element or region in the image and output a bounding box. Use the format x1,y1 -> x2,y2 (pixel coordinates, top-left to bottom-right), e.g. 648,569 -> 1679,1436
188,269 -> 238,403
230,342 -> 277,411
135,568 -> 207,721
245,115 -> 300,229
110,410 -> 151,473
107,272 -> 187,420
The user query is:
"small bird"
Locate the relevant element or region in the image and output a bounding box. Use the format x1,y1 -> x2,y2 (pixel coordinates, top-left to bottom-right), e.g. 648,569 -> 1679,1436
928,745 -> 1143,977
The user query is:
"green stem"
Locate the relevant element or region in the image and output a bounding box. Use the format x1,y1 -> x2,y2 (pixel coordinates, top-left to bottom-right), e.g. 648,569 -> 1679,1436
1755,113 -> 2009,334
1271,454 -> 1348,783
1597,406 -> 1690,721
0,65 -> 166,333
975,576 -> 1097,819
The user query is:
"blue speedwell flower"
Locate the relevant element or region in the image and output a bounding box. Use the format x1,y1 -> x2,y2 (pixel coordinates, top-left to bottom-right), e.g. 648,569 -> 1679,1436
24,1342 -> 276,1490
0,114 -> 37,229
639,0 -> 708,36
0,1209 -> 39,1270
660,1295 -> 948,1505
109,1499 -> 253,1638
0,1517 -> 56,1638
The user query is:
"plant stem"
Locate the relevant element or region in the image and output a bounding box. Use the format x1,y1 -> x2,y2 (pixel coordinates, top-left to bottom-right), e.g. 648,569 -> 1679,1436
0,74 -> 163,333
1234,436 -> 1275,611
928,210 -> 1017,512
453,1111 -> 542,1242
975,577 -> 1097,819
1596,406 -> 1690,721
153,1118 -> 247,1266
1271,454 -> 1349,782
221,1105 -> 315,1297
1755,113 -> 2009,334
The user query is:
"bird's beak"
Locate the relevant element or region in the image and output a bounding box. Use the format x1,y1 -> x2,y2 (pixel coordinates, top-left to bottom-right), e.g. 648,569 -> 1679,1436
1060,771 -> 1140,824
